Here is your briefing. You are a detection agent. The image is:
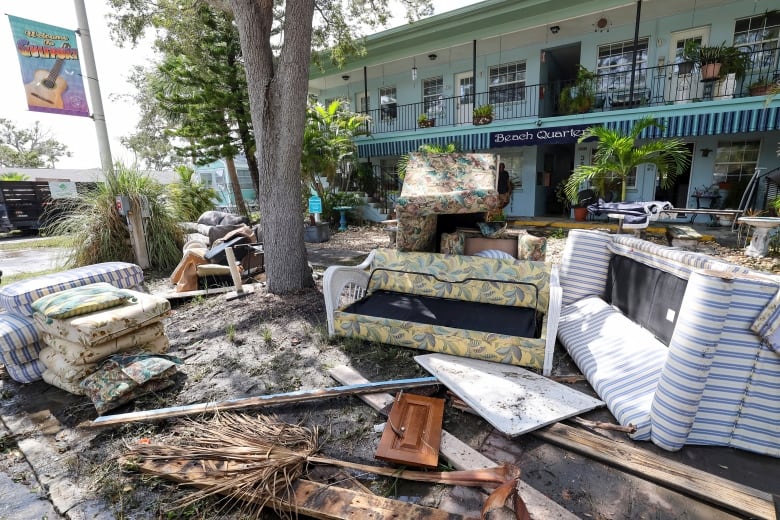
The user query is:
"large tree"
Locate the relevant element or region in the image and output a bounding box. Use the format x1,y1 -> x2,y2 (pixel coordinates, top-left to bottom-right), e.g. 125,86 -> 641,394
110,0 -> 433,293
0,118 -> 71,168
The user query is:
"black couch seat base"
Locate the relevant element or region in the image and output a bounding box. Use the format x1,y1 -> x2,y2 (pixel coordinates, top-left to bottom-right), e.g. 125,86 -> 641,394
342,290 -> 538,337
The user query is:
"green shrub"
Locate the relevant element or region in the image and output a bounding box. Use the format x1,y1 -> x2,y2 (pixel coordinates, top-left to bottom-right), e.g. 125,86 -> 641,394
42,164 -> 185,271
166,165 -> 217,222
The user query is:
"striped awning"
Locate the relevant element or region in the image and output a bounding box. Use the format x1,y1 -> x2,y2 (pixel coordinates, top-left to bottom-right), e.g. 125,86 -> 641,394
358,132 -> 491,158
358,107 -> 780,158
607,107 -> 780,138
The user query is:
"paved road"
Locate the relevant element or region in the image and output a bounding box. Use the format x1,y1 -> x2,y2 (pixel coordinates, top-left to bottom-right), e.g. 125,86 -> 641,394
0,238 -> 69,278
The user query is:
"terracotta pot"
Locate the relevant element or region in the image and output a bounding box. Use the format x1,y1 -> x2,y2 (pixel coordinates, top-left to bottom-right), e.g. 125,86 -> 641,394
472,116 -> 493,126
418,119 -> 435,128
573,207 -> 588,221
700,62 -> 721,81
749,85 -> 771,96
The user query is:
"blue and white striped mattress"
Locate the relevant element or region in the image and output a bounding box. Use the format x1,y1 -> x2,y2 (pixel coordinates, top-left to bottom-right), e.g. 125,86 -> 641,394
0,262 -> 143,317
4,358 -> 45,384
0,311 -> 44,382
558,296 -> 668,439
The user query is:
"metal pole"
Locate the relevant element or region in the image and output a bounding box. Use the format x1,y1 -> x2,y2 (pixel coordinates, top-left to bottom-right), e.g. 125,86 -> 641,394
73,0 -> 113,177
628,0 -> 642,105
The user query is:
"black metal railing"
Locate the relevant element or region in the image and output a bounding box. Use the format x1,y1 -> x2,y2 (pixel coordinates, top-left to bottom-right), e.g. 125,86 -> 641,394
357,47 -> 779,135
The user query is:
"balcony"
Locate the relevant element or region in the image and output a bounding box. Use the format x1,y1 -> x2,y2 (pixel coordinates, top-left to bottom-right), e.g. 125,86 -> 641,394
358,48 -> 779,136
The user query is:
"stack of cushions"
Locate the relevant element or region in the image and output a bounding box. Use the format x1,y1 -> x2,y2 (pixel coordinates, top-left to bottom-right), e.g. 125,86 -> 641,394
0,262 -> 144,383
31,282 -> 171,394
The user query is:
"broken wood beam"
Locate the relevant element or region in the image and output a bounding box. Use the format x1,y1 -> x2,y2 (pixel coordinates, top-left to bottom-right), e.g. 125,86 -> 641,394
533,422 -> 776,520
90,377 -> 438,427
134,458 -> 465,520
328,365 -> 579,520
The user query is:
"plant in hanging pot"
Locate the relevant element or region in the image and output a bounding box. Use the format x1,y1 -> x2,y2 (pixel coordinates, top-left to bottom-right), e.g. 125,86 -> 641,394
683,41 -> 748,82
417,113 -> 435,128
472,104 -> 494,125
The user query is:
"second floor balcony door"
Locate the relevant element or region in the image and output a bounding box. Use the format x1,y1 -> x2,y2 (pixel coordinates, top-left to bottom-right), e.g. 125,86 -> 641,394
455,72 -> 474,125
668,27 -> 710,103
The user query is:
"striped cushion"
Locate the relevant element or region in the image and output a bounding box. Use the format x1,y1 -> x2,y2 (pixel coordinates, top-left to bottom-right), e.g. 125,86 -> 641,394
4,358 -> 45,383
0,262 -> 143,317
558,230 -> 612,306
473,249 -> 515,260
558,296 -> 668,439
0,311 -> 40,363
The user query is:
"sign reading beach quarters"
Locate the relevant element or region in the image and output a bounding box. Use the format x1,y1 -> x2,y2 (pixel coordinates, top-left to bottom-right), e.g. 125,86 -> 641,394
490,124 -> 593,148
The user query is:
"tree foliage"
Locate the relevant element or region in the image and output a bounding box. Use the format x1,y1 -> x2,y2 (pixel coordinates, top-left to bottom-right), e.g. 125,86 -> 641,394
166,165 -> 218,222
0,118 -> 71,168
564,116 -> 691,203
108,0 -> 433,293
0,173 -> 30,181
302,98 -> 368,201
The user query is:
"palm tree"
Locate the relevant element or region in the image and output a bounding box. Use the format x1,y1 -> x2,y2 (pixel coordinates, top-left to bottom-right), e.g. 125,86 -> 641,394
564,116 -> 691,204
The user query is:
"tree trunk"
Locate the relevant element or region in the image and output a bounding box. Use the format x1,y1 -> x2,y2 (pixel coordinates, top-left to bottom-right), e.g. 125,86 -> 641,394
224,155 -> 249,217
230,0 -> 314,293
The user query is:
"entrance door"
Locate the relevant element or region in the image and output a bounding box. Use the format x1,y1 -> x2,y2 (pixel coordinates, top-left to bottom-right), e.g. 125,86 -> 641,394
455,72 -> 474,125
656,143 -> 693,208
667,27 -> 710,103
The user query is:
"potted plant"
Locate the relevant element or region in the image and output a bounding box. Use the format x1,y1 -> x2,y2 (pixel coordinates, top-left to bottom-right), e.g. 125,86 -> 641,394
683,41 -> 749,81
472,104 -> 493,125
748,77 -> 774,96
559,66 -> 597,115
417,113 -> 435,128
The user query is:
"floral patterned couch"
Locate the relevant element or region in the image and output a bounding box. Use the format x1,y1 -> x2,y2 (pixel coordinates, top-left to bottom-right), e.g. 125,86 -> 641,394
323,248 -> 561,376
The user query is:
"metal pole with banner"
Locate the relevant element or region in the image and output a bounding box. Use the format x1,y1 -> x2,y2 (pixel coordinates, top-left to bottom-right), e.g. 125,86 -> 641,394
7,15 -> 90,117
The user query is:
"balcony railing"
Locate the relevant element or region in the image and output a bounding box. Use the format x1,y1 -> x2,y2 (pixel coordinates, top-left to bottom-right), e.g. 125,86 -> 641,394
358,47 -> 779,135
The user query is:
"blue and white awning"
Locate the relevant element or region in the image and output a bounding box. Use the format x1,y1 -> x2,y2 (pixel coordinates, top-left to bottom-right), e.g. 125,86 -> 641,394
607,107 -> 780,138
357,107 -> 780,158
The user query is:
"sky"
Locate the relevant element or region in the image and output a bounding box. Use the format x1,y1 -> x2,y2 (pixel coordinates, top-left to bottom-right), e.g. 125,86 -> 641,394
1,0 -> 479,170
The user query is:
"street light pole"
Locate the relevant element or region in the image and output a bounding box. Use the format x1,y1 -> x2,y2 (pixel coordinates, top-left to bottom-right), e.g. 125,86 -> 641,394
73,0 -> 114,177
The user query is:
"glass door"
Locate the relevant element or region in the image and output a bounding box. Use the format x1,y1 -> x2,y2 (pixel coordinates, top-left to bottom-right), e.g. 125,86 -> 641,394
668,27 -> 710,102
455,71 -> 474,125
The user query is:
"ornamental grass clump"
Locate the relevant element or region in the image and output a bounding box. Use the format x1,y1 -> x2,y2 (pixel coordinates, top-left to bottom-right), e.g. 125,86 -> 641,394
42,163 -> 184,271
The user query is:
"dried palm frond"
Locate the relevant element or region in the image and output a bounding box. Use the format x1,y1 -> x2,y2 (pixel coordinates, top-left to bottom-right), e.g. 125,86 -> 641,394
126,413 -> 520,519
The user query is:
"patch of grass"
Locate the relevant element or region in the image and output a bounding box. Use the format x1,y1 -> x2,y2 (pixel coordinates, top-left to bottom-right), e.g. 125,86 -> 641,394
226,324 -> 236,343
261,326 -> 273,346
1,268 -> 60,285
0,235 -> 74,251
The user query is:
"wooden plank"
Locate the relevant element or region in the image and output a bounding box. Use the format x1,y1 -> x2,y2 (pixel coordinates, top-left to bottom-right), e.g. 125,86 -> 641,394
534,422 -> 776,520
156,283 -> 263,301
90,377 -> 438,427
415,353 -> 603,437
328,365 -> 579,520
135,458 -> 463,520
376,393 -> 444,468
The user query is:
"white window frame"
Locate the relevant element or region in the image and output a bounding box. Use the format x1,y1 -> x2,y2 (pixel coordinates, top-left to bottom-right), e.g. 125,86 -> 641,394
379,86 -> 397,121
733,13 -> 780,71
422,76 -> 444,117
596,37 -> 649,94
488,60 -> 526,104
713,140 -> 761,184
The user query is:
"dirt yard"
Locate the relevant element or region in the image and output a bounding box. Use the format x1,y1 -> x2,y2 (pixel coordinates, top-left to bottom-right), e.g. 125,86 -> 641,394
1,224 -> 779,519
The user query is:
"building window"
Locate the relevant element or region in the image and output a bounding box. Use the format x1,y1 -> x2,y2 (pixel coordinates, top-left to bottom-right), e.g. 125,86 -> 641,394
423,76 -> 444,116
488,61 -> 526,104
713,140 -> 761,184
379,86 -> 396,120
596,37 -> 649,92
734,13 -> 780,70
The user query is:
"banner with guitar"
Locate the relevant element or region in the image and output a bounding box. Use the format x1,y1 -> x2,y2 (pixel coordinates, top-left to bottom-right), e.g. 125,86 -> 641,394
7,15 -> 89,117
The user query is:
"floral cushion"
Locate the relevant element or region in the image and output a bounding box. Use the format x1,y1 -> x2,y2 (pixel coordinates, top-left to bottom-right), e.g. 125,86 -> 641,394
80,354 -> 181,414
32,283 -> 136,320
33,290 -> 170,347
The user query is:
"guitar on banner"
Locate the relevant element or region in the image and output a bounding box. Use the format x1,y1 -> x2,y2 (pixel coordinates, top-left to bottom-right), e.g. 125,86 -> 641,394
24,43 -> 70,110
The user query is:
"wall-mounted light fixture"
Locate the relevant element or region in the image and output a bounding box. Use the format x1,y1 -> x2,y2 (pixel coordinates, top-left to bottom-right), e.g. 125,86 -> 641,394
412,57 -> 417,81
700,148 -> 713,157
341,75 -> 350,81
549,25 -> 560,34
428,53 -> 437,61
